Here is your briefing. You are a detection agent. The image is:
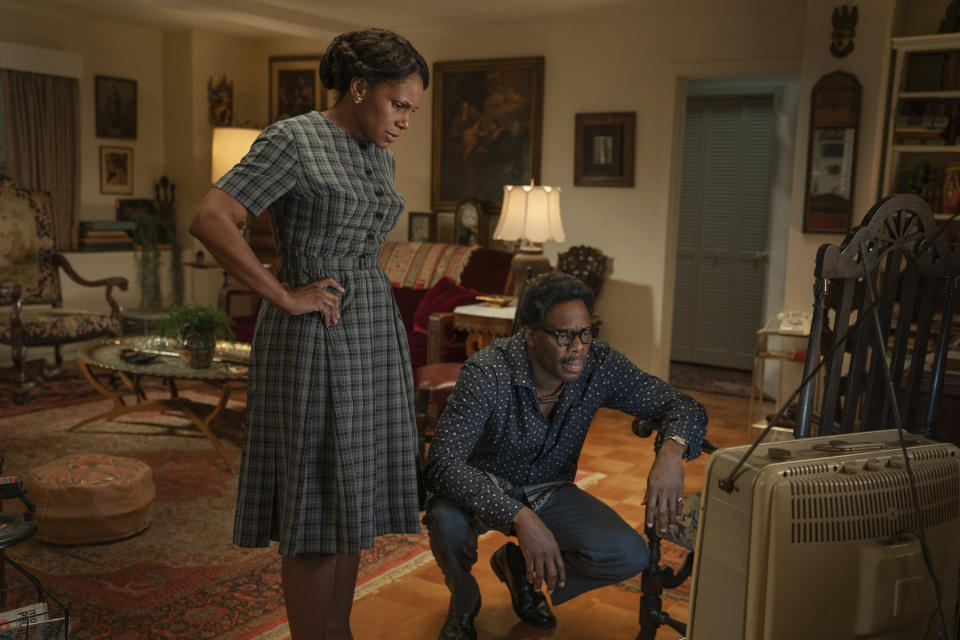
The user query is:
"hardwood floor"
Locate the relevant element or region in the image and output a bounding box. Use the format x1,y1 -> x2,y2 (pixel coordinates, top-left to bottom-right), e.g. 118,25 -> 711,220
347,390 -> 761,640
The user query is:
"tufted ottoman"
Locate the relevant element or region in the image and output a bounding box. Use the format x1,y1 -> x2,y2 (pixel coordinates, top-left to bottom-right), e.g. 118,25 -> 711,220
29,454 -> 155,545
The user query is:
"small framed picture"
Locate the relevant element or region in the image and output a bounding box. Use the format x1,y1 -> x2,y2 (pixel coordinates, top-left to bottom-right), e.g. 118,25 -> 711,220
408,212 -> 437,242
269,55 -> 327,123
99,146 -> 133,195
95,76 -> 137,139
574,112 -> 635,187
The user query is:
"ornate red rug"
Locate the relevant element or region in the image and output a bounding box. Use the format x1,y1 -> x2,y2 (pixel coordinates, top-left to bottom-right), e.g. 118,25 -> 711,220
0,399 -> 604,639
0,399 -> 431,639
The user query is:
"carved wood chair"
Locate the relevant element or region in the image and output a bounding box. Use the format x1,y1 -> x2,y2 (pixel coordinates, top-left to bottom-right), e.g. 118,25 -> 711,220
557,245 -> 607,298
795,193 -> 959,439
0,179 -> 128,401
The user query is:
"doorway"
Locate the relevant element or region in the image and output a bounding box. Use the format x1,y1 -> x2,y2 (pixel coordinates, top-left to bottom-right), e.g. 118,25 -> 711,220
670,94 -> 775,371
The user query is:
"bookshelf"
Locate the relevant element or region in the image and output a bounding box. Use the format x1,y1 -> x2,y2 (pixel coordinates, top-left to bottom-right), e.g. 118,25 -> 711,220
882,33 -> 960,232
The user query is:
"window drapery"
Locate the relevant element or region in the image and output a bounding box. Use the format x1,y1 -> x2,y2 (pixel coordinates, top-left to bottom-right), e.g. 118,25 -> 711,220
1,69 -> 80,251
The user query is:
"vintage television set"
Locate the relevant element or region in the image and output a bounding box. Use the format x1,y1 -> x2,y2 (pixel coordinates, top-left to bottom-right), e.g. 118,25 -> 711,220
687,429 -> 960,639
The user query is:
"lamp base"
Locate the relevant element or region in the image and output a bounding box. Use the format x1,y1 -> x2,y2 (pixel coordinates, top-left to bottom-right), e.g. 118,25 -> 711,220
510,247 -> 552,296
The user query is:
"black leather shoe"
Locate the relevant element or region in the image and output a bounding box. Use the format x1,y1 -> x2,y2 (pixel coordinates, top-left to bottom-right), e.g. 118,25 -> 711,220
438,597 -> 480,640
490,542 -> 557,628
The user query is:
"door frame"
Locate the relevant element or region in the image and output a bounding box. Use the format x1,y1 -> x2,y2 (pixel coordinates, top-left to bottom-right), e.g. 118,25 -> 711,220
664,72 -> 800,373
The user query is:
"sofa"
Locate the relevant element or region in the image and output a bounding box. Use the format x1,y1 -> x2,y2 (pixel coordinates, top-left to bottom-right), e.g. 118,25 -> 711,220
379,241 -> 513,368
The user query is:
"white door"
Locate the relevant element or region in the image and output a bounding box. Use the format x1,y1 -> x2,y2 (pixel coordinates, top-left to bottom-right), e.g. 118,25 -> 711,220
671,96 -> 774,371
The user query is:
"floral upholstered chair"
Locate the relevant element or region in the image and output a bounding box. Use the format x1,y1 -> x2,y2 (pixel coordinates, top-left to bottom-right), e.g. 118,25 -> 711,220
0,178 -> 128,401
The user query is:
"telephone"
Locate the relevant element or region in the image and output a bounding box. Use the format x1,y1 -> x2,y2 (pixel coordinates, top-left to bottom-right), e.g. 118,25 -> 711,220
776,311 -> 812,336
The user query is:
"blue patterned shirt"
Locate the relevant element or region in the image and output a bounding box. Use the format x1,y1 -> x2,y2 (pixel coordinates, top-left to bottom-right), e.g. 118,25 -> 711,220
423,333 -> 708,534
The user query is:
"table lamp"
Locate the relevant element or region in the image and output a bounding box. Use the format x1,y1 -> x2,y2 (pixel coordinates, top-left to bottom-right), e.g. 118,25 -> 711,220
492,182 -> 565,295
210,126 -> 261,184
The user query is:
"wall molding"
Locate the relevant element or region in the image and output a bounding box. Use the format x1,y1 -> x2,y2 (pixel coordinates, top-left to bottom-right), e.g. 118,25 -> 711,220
0,40 -> 83,78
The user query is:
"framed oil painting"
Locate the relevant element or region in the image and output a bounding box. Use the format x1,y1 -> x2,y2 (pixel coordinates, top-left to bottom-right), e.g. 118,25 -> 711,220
408,212 -> 437,242
431,57 -> 544,212
100,146 -> 133,195
574,112 -> 635,187
95,76 -> 137,139
269,55 -> 327,123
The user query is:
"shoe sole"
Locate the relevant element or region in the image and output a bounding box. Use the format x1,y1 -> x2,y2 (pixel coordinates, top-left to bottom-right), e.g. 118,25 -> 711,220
490,550 -> 558,629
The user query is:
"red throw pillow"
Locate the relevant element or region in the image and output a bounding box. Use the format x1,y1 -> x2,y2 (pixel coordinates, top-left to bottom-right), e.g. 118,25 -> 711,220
411,277 -> 481,335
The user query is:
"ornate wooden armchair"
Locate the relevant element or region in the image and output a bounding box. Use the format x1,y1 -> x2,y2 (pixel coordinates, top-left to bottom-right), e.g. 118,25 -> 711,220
0,179 -> 128,401
557,245 -> 607,298
795,194 -> 959,439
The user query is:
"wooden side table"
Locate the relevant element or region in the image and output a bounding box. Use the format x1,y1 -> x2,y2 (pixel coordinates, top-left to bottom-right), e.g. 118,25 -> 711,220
452,303 -> 517,357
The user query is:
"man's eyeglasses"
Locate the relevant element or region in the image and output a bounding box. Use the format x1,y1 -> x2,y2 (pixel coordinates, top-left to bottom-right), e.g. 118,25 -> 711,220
540,325 -> 599,347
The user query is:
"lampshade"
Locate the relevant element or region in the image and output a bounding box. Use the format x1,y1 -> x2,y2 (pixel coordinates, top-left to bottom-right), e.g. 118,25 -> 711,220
493,184 -> 565,244
210,126 -> 261,184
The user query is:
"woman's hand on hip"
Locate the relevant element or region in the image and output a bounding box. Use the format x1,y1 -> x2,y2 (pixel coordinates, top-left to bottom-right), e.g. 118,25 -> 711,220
281,278 -> 345,325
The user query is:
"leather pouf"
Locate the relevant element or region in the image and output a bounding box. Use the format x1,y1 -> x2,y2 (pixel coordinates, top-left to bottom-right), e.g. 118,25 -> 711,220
29,454 -> 155,545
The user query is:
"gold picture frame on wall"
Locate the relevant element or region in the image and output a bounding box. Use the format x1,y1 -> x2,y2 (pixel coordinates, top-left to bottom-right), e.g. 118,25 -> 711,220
99,146 -> 133,195
431,57 -> 544,212
269,55 -> 328,123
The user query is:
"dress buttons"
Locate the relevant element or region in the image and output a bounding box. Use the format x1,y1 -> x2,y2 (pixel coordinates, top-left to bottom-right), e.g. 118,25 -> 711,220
375,212 -> 384,219
359,142 -> 368,150
366,232 -> 374,240
375,189 -> 383,196
365,169 -> 373,176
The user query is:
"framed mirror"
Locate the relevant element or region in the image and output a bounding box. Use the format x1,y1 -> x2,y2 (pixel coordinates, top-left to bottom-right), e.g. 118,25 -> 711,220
803,71 -> 861,233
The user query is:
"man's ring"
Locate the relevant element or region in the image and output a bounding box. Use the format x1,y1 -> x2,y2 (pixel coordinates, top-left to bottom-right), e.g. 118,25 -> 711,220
677,497 -> 684,505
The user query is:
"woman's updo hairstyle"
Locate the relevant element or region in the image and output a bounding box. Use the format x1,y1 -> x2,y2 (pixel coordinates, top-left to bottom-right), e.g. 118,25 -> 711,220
319,29 -> 429,100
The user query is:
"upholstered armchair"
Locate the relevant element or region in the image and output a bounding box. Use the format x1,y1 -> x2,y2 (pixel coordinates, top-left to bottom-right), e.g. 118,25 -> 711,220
0,178 -> 128,401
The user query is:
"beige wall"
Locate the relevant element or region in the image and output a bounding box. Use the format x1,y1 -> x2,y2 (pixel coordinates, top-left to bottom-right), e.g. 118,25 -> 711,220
0,0 -> 927,376
394,2 -> 807,375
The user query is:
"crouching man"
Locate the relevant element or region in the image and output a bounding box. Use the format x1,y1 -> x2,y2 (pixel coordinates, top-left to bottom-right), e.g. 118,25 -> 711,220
422,272 -> 708,639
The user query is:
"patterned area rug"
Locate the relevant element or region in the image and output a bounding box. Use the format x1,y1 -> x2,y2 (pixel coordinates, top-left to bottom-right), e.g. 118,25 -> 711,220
616,539 -> 693,601
0,399 -> 605,639
0,399 -> 431,639
669,361 -> 758,400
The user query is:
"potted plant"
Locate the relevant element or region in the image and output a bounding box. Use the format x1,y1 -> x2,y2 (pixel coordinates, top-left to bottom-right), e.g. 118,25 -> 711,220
153,304 -> 234,369
134,214 -> 184,311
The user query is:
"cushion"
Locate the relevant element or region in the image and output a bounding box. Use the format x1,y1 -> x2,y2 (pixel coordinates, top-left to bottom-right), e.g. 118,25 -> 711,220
0,308 -> 118,345
380,241 -> 479,289
29,453 -> 156,545
411,277 -> 482,335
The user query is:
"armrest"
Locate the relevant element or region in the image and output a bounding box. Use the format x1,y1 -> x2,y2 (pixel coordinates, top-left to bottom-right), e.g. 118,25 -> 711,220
426,312 -> 456,364
55,254 -> 129,318
1,284 -> 24,326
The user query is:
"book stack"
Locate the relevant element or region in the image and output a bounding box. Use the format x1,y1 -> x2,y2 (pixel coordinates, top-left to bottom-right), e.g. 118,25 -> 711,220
78,220 -> 136,251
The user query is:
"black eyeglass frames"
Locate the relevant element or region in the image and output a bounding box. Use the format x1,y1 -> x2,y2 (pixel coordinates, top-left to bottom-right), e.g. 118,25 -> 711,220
540,325 -> 599,347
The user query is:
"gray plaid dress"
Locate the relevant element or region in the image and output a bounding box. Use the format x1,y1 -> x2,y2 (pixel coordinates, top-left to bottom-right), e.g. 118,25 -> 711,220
216,111 -> 421,556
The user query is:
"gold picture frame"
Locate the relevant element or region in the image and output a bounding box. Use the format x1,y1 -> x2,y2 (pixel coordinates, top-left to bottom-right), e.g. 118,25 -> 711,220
431,57 -> 544,212
269,55 -> 328,123
99,146 -> 133,195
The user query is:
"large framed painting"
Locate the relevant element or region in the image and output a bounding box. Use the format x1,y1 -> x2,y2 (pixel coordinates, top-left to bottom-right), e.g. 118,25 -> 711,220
269,55 -> 327,123
95,76 -> 137,139
431,57 -> 544,212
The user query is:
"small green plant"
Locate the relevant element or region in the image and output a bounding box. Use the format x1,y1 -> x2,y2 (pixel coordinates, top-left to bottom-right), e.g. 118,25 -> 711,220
153,304 -> 234,340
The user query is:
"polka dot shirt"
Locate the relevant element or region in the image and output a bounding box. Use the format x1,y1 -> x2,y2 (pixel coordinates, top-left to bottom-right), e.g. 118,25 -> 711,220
422,333 -> 708,534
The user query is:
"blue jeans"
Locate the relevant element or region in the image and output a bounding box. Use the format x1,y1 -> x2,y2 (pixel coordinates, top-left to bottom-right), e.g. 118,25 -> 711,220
422,483 -> 648,615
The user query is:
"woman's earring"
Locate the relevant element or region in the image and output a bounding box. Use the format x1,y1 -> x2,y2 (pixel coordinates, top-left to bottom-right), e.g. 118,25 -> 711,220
353,94 -> 363,105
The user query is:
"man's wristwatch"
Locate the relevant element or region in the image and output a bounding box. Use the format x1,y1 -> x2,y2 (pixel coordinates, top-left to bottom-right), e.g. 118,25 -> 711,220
664,434 -> 689,454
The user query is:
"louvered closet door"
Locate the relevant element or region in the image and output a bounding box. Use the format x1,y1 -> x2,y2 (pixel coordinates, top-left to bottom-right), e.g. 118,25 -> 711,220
671,96 -> 774,370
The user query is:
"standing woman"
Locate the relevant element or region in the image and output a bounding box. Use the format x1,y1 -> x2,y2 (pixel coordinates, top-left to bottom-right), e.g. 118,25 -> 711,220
189,29 -> 428,639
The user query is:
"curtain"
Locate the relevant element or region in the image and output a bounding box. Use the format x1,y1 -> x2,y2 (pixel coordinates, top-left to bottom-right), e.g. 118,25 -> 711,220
1,69 -> 80,251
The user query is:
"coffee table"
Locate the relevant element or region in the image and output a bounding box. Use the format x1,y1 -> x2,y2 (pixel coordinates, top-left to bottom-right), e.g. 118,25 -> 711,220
73,337 -> 250,472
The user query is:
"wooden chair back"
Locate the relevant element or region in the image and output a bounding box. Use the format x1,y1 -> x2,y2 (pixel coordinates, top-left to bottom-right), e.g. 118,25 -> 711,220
795,194 -> 959,438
